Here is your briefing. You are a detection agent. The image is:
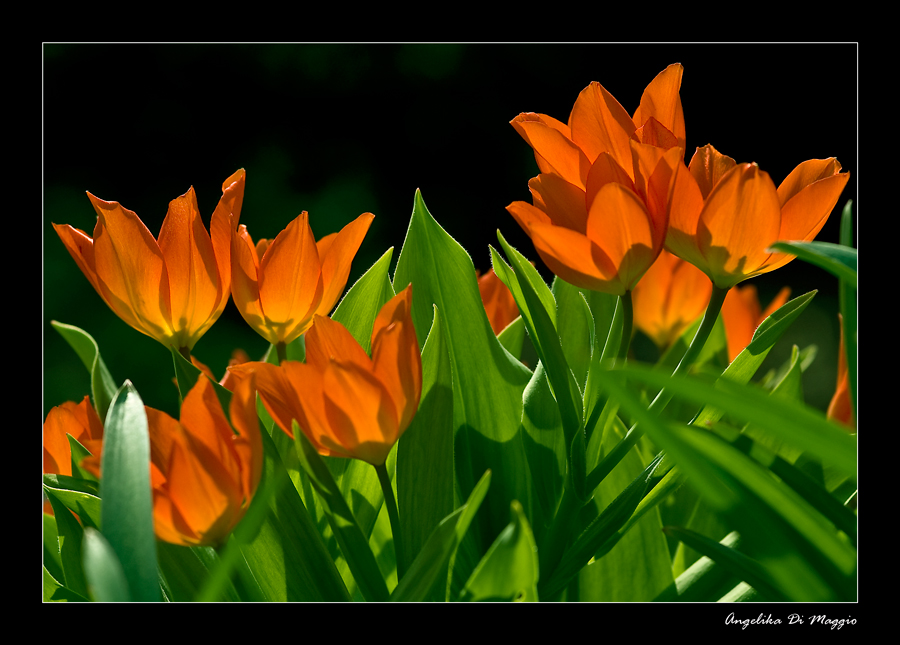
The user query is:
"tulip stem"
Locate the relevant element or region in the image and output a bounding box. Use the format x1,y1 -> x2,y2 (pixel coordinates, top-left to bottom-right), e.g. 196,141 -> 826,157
275,341 -> 287,364
178,346 -> 192,363
374,461 -> 405,582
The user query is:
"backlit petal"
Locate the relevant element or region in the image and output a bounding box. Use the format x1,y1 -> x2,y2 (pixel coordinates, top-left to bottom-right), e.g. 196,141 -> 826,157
568,81 -> 635,175
88,193 -> 174,344
696,163 -> 781,288
158,187 -> 220,350
230,225 -> 272,342
371,286 -> 421,433
527,222 -> 622,294
586,182 -> 659,290
257,212 -> 324,344
527,174 -> 588,233
316,212 -> 374,316
632,63 -> 686,149
209,169 -> 246,318
511,113 -> 591,188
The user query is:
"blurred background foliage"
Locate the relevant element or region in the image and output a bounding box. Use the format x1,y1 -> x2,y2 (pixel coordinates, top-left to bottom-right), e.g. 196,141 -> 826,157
43,43 -> 857,421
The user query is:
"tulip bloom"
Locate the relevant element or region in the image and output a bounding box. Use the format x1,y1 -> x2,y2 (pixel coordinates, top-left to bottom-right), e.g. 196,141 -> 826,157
827,315 -> 854,429
477,268 -> 520,335
232,286 -> 421,466
632,249 -> 712,350
231,211 -> 374,347
666,145 -> 850,289
146,373 -> 263,547
721,283 -> 792,362
53,170 -> 245,356
507,64 -> 686,295
43,396 -> 104,515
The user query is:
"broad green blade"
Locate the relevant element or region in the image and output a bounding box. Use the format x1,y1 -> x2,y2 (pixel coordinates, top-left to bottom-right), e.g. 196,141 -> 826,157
392,190 -> 533,555
233,427 -> 351,602
50,321 -> 117,421
391,470 -> 491,602
397,306 -> 455,582
654,531 -> 744,602
99,381 -> 159,602
621,365 -> 857,480
293,423 -> 389,602
768,241 -> 857,289
81,527 -> 131,601
460,500 -> 539,602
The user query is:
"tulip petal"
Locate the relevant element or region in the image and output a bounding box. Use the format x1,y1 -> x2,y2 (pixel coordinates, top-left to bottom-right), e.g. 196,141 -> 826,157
506,200 -> 552,235
231,225 -> 273,343
52,223 -> 104,299
696,163 -> 781,287
322,359 -> 399,466
586,182 -> 659,290
209,169 -> 246,315
316,212 -> 374,316
527,174 -> 588,233
689,144 -> 737,200
511,113 -> 591,188
526,222 -> 622,294
88,193 -> 174,344
568,81 -> 636,176
305,314 -> 373,372
371,286 -> 421,434
257,212 -> 325,344
157,187 -> 221,350
633,63 -> 686,149
228,371 -> 263,505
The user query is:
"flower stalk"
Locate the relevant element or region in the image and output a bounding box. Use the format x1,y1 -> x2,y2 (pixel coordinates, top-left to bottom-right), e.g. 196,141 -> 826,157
375,461 -> 405,582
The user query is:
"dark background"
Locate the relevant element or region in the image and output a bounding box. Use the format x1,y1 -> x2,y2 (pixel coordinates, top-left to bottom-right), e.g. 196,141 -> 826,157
43,43 -> 857,420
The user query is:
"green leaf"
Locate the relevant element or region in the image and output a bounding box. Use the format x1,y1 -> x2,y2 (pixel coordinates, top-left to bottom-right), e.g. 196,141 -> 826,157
293,422 -> 389,602
229,426 -> 351,602
838,199 -> 857,421
50,321 -> 117,420
331,247 -> 395,353
768,241 -> 857,289
81,527 -> 131,601
397,306 -> 455,583
663,525 -> 786,601
99,380 -> 159,601
621,365 -> 857,481
391,470 -> 491,601
45,489 -> 89,599
460,500 -> 539,601
42,474 -> 102,530
392,190 -> 533,554
171,347 -> 232,414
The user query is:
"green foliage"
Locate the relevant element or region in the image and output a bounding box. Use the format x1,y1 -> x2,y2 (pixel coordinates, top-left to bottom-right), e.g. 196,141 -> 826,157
44,193 -> 857,603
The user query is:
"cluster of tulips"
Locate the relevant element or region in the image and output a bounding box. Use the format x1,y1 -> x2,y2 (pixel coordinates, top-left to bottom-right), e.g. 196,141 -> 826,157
44,63 -> 855,602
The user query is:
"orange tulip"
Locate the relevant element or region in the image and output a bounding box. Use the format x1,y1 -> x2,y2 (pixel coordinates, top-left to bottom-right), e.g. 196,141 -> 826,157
52,170 -> 246,356
232,285 -> 421,466
666,144 -> 850,289
721,283 -> 792,362
477,268 -> 520,335
145,373 -> 263,547
506,64 -> 686,295
231,211 -> 374,347
43,396 -> 104,514
827,315 -> 854,429
631,249 -> 713,350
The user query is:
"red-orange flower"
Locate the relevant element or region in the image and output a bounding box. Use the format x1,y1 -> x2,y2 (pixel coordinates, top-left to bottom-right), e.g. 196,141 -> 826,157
632,249 -> 712,350
477,268 -> 520,335
721,283 -> 792,362
827,315 -> 854,429
145,373 -> 263,547
52,170 -> 246,354
506,64 -> 686,295
231,211 -> 373,346
666,145 -> 850,289
232,285 -> 421,466
43,396 -> 104,513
